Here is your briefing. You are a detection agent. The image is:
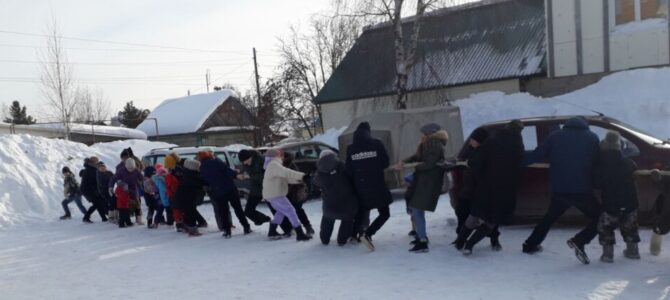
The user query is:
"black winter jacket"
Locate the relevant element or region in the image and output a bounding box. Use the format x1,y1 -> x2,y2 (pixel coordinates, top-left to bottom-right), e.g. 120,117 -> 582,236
345,127 -> 392,209
96,170 -> 114,200
314,154 -> 358,219
80,160 -> 99,197
172,169 -> 204,210
243,152 -> 265,198
594,150 -> 638,214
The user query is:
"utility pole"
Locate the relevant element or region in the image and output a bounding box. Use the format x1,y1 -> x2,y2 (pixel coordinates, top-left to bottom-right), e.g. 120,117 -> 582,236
205,69 -> 211,93
253,47 -> 262,146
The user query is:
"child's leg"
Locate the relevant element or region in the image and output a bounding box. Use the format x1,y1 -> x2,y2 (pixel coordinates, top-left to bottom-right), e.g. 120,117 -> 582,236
61,197 -> 72,216
620,210 -> 641,245
271,197 -> 300,228
166,207 -> 174,225
154,205 -> 164,226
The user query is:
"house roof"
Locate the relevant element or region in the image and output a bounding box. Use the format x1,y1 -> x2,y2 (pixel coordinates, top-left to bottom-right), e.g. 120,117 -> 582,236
314,0 -> 546,104
136,90 -> 237,136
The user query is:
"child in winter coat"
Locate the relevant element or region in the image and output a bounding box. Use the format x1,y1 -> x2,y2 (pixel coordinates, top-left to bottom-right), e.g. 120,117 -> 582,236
173,159 -> 205,236
313,150 -> 358,246
595,131 -> 641,262
96,162 -> 116,223
263,149 -> 312,241
143,166 -> 163,229
60,167 -> 86,219
115,180 -> 133,228
153,164 -> 173,225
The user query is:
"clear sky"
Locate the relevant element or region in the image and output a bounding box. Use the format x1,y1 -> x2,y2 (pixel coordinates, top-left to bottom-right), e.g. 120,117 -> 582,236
0,0 -> 330,121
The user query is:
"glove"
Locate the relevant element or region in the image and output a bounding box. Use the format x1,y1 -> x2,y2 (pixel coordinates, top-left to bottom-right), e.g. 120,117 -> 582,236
108,188 -> 114,197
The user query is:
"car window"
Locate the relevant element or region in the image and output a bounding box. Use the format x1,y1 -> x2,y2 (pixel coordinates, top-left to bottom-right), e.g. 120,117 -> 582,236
520,126 -> 538,151
299,145 -> 319,159
214,152 -> 230,166
227,151 -> 241,166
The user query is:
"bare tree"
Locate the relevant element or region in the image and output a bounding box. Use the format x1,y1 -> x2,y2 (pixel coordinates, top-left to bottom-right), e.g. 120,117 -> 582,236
73,86 -> 111,124
39,18 -> 77,139
1,102 -> 9,123
275,0 -> 364,135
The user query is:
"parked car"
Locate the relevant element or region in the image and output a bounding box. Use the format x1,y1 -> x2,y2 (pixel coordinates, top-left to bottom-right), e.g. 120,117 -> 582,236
450,115 -> 670,225
257,140 -> 339,198
141,146 -> 251,199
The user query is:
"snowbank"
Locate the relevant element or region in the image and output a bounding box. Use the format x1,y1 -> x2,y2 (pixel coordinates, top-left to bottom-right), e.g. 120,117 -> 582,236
0,135 -> 173,228
32,123 -> 147,139
455,67 -> 670,139
311,126 -> 347,149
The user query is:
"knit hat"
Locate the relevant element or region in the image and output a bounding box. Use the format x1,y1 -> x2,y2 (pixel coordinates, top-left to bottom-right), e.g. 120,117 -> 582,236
197,150 -> 212,161
319,149 -> 336,159
356,121 -> 371,133
156,165 -> 168,176
164,152 -> 179,170
470,127 -> 489,144
600,131 -> 622,151
183,159 -> 201,171
125,158 -> 137,171
420,123 -> 441,136
265,148 -> 282,158
238,149 -> 253,162
144,166 -> 156,178
506,119 -> 524,133
120,148 -> 130,159
62,166 -> 71,174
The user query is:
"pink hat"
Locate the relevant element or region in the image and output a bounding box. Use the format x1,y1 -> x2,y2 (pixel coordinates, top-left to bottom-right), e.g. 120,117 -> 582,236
155,163 -> 168,176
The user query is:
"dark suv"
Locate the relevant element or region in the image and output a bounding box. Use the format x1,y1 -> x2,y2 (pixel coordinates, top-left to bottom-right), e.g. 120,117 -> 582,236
450,115 -> 670,225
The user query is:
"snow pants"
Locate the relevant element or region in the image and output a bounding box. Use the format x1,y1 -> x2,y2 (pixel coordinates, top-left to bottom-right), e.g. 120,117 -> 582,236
269,196 -> 300,228
62,194 -> 87,216
144,194 -> 163,225
365,206 -> 390,237
83,191 -> 107,221
526,193 -> 601,247
598,210 -> 641,246
211,190 -> 249,233
320,216 -> 354,246
118,209 -> 132,227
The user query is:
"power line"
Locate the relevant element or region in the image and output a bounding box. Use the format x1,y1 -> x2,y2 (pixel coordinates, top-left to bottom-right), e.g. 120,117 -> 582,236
0,59 -> 252,66
0,29 -> 250,54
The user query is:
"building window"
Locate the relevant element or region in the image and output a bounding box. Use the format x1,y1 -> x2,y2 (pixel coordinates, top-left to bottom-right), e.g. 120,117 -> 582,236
616,0 -> 668,25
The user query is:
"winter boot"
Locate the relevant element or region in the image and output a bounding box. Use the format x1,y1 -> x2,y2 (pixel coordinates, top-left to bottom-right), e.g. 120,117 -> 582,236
409,240 -> 429,253
244,226 -> 253,235
408,230 -> 417,237
462,226 -> 492,255
295,226 -> 312,242
360,233 -> 375,251
222,231 -> 232,239
135,215 -> 144,226
410,236 -> 429,245
453,227 -> 474,251
268,224 -> 282,240
522,242 -> 543,254
187,226 -> 202,237
651,232 -> 663,256
567,238 -> 590,265
623,243 -> 641,260
59,214 -> 71,220
147,218 -> 153,229
600,245 -> 614,263
305,224 -> 315,236
490,235 -> 502,252
176,222 -> 186,233
83,217 -> 93,224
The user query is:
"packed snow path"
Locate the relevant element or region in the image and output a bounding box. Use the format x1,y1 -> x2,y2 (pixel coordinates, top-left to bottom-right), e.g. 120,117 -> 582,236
0,198 -> 668,300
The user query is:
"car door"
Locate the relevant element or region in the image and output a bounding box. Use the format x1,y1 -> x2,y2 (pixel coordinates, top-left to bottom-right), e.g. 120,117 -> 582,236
515,124 -> 552,224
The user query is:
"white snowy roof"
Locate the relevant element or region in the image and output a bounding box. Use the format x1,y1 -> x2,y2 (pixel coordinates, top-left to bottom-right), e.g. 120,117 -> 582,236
204,126 -> 256,132
137,90 -> 237,136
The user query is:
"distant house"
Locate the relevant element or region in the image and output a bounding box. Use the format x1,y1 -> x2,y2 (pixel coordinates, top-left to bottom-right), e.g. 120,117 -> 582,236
315,0 -> 670,130
136,90 -> 255,147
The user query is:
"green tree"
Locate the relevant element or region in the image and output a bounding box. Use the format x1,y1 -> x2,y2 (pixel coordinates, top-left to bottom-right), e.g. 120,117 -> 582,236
4,100 -> 36,125
118,101 -> 150,128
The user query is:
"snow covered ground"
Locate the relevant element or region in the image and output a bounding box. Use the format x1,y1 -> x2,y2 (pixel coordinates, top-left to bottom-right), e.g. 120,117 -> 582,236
0,198 -> 668,300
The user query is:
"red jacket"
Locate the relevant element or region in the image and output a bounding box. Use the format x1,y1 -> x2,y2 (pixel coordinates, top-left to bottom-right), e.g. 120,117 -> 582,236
115,186 -> 131,209
166,174 -> 179,201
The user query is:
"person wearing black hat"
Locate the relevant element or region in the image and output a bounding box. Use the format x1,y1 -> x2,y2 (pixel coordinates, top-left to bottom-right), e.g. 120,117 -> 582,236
81,157 -> 108,223
96,161 -> 116,223
60,167 -> 86,220
455,120 -> 525,256
345,121 -> 392,251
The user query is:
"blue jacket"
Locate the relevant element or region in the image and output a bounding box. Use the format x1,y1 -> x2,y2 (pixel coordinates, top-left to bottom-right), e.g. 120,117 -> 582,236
524,117 -> 600,194
152,175 -> 169,207
200,157 -> 238,197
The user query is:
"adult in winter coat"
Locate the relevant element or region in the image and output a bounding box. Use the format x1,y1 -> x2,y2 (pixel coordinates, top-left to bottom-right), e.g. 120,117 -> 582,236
451,127 -> 501,249
263,149 -> 312,241
173,159 -> 205,236
143,166 -> 163,229
345,122 -> 392,251
153,164 -> 173,225
239,149 -> 292,235
81,157 -> 108,223
455,120 -> 524,255
395,123 -> 449,253
198,150 -> 251,238
96,161 -> 116,223
115,148 -> 144,225
60,167 -> 86,219
523,116 -> 601,264
313,150 -> 358,246
109,158 -> 144,226
283,152 -> 314,236
595,131 -> 640,262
